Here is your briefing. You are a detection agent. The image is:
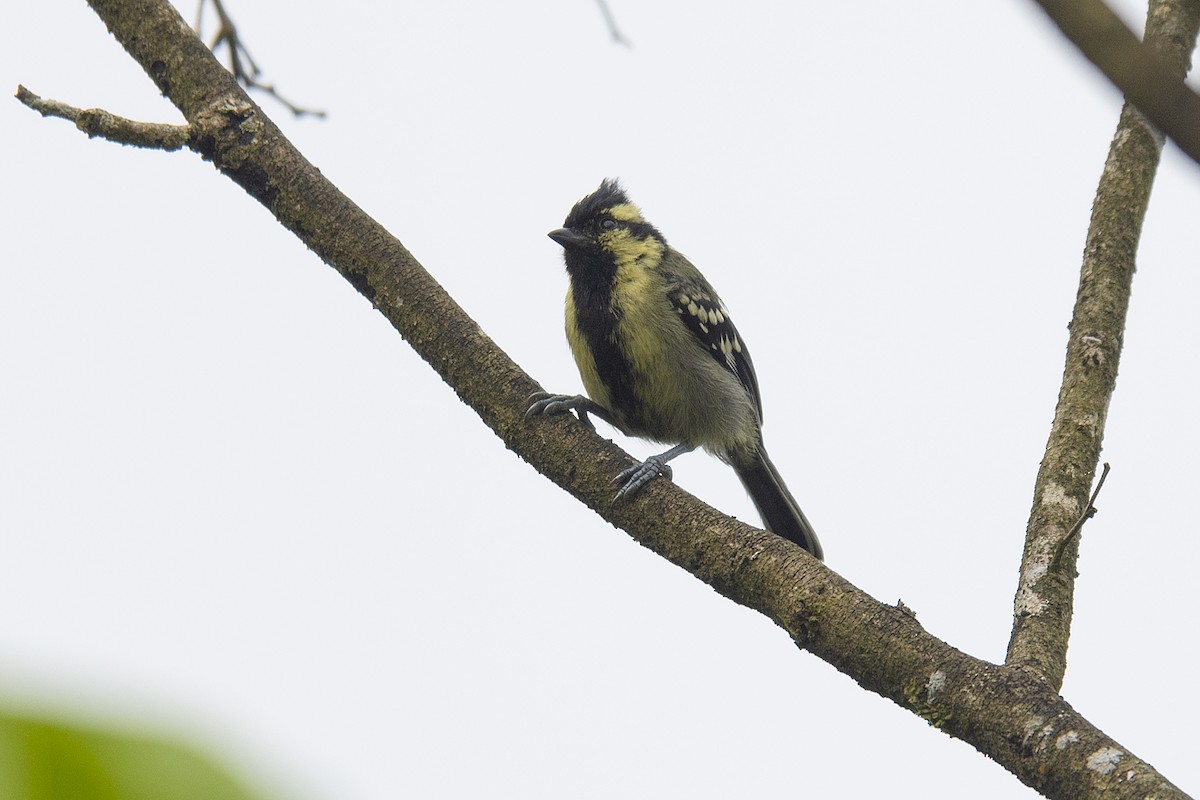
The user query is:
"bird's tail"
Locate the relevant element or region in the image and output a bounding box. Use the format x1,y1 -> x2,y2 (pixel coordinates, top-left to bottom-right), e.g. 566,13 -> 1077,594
733,445 -> 823,560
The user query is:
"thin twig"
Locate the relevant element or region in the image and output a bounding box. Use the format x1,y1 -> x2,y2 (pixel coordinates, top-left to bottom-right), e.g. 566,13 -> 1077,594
1051,463 -> 1112,571
595,0 -> 632,46
195,0 -> 325,118
15,85 -> 190,150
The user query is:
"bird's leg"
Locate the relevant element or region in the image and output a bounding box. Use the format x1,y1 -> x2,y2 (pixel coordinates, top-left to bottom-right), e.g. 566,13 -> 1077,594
613,443 -> 695,501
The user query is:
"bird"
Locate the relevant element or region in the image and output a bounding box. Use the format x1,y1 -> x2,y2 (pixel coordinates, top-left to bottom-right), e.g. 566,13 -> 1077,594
526,179 -> 823,560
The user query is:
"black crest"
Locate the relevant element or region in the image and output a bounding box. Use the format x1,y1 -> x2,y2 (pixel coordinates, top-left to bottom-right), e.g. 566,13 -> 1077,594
563,179 -> 629,228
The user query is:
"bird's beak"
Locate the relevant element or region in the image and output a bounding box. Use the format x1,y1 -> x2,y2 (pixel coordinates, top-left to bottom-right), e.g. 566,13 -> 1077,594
548,227 -> 589,249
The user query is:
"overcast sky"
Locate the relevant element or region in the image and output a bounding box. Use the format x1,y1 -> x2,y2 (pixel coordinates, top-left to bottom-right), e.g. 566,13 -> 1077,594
3,2 -> 1198,798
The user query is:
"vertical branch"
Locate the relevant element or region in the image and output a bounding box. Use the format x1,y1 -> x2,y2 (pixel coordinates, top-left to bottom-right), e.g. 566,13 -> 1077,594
1006,0 -> 1200,688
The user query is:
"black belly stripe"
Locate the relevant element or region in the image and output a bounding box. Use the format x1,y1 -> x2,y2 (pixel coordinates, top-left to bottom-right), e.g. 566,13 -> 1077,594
571,276 -> 640,430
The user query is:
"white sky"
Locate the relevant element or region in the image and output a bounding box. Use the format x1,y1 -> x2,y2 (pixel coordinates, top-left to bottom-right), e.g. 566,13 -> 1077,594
3,2 -> 1198,798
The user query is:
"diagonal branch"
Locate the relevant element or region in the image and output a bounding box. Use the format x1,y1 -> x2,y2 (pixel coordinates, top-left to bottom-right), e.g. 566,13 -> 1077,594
1006,0 -> 1200,689
1027,0 -> 1200,166
16,1 -> 1193,797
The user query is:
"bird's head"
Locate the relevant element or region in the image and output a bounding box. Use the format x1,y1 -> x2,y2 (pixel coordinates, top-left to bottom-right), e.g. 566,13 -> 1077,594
549,179 -> 666,280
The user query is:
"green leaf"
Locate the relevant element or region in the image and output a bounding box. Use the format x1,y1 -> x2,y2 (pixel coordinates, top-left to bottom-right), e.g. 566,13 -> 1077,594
0,710 -> 271,800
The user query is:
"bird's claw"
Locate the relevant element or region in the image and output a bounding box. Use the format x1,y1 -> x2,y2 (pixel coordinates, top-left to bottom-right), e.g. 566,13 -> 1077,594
612,456 -> 673,501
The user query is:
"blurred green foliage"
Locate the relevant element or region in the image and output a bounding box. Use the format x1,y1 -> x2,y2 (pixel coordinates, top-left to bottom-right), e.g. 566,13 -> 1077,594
0,711 -> 269,800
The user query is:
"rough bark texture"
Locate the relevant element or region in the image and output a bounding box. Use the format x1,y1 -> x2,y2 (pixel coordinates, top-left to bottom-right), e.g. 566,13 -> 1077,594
21,2 -> 1190,798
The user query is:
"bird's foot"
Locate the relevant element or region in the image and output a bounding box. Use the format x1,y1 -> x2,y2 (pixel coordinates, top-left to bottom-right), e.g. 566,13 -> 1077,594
525,392 -> 597,429
613,455 -> 674,501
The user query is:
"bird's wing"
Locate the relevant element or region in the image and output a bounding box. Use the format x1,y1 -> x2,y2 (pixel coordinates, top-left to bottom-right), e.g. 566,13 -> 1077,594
668,281 -> 764,423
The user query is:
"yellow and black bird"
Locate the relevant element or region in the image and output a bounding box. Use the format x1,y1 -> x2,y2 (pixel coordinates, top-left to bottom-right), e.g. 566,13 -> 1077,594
527,179 -> 823,560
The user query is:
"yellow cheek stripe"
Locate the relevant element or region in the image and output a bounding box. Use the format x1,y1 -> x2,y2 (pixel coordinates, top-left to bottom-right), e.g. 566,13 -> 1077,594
605,230 -> 664,276
606,202 -> 644,223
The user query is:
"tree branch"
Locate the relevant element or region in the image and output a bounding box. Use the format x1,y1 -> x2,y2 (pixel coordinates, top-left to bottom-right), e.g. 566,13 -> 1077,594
1027,0 -> 1200,166
1006,0 -> 1200,689
17,1 -> 1193,797
15,85 -> 189,150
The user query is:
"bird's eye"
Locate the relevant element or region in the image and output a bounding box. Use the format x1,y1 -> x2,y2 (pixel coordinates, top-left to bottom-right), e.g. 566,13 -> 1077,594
600,217 -> 618,231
